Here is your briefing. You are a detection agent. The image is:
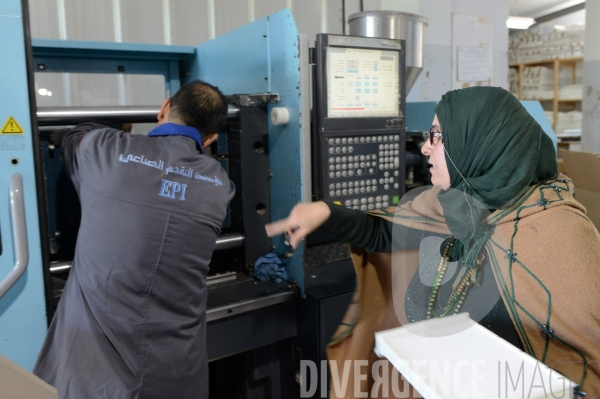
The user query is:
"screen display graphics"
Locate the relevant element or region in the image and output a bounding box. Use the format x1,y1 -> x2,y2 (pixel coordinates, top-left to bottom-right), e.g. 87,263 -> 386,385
326,47 -> 400,118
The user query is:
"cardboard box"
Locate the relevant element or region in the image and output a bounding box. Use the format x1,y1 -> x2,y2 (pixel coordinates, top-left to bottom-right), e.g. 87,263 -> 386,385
559,149 -> 600,230
0,354 -> 59,399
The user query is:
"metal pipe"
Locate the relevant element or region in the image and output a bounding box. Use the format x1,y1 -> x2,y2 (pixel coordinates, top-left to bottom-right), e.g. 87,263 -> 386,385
213,233 -> 244,251
49,233 -> 245,275
37,104 -> 240,126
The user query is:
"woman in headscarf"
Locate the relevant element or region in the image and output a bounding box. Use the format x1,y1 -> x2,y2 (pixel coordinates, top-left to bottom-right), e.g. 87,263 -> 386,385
267,86 -> 600,398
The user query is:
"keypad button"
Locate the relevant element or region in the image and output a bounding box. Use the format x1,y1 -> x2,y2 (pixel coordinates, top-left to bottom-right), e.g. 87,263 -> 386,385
379,144 -> 384,150
330,191 -> 335,196
353,199 -> 359,205
372,185 -> 378,192
366,162 -> 371,168
361,198 -> 367,204
342,138 -> 347,144
360,181 -> 365,186
376,196 -> 382,202
336,165 -> 341,170
329,148 -> 334,154
342,182 -> 348,188
336,172 -> 341,177
384,172 -> 390,177
360,187 -> 365,193
383,202 -> 389,207
371,179 -> 377,185
348,188 -> 354,194
360,137 -> 366,143
394,183 -> 399,189
368,204 -> 375,210
342,156 -> 347,162
348,170 -> 354,176
330,165 -> 335,171
394,171 -> 399,176
368,197 -> 374,203
395,150 -> 399,156
383,195 -> 389,201
329,172 -> 335,178
357,170 -> 363,176
345,200 -> 352,206
336,190 -> 341,196
336,183 -> 341,189
342,189 -> 347,195
330,184 -> 335,190
384,184 -> 389,190
335,138 -> 341,144
377,136 -> 382,142
394,135 -> 399,141
348,182 -> 354,187
342,147 -> 347,153
384,178 -> 389,184
353,206 -> 360,210
354,163 -> 360,169
342,171 -> 347,177
361,205 -> 367,211
366,186 -> 371,192
376,203 -> 382,209
335,147 -> 341,153
360,155 -> 365,161
368,168 -> 374,174
342,164 -> 347,170
329,139 -> 335,145
389,177 -> 394,183
384,136 -> 389,142
366,137 -> 371,143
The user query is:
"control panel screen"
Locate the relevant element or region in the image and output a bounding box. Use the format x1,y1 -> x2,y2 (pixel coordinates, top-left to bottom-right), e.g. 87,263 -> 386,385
326,47 -> 400,118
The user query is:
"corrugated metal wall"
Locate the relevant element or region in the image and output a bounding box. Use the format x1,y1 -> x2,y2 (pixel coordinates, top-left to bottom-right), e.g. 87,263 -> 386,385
29,0 -> 366,110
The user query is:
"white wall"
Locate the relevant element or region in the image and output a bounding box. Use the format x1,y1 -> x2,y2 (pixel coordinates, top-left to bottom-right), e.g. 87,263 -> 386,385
581,0 -> 600,152
29,0 -> 509,108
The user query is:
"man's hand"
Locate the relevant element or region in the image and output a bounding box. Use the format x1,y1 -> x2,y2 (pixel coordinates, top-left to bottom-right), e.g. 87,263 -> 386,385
265,201 -> 331,249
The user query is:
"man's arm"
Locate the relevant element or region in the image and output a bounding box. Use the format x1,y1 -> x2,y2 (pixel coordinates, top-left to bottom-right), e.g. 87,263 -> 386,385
58,122 -> 123,193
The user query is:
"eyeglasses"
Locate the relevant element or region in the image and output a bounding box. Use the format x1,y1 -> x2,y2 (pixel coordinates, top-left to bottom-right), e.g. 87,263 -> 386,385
426,127 -> 443,146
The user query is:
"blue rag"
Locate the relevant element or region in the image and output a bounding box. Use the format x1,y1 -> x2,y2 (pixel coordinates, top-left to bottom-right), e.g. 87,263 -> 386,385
253,253 -> 287,283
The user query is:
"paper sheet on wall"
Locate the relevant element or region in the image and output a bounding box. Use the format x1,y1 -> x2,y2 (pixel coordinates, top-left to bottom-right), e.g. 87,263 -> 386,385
457,47 -> 490,82
452,14 -> 493,89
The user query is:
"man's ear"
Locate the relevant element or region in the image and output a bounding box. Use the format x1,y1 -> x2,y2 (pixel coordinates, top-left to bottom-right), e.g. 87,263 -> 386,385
157,98 -> 171,124
202,133 -> 218,149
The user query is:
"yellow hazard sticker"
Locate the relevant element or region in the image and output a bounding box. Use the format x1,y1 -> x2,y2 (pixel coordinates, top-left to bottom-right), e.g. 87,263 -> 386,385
1,117 -> 24,134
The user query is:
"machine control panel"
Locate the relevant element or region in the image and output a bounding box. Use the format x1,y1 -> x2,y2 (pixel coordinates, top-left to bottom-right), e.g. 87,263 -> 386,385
318,130 -> 406,210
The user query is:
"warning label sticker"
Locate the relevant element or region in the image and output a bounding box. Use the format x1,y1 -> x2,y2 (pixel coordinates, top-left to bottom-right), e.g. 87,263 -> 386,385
1,117 -> 24,134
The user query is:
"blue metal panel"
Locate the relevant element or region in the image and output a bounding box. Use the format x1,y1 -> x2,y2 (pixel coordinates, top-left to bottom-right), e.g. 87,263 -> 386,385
189,9 -> 305,295
0,0 -> 50,371
406,101 -> 437,132
32,39 -> 194,96
521,101 -> 558,155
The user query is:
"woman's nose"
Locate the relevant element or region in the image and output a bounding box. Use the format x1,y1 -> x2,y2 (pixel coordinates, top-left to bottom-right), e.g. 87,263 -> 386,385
421,140 -> 431,156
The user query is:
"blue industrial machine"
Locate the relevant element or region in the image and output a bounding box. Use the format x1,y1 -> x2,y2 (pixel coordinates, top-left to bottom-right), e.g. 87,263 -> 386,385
2,0 -> 307,377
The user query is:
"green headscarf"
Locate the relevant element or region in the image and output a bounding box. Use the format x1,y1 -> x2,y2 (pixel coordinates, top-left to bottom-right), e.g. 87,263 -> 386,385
433,86 -> 558,266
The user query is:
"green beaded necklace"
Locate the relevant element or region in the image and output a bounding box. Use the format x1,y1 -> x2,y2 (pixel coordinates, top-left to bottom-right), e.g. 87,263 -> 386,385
426,238 -> 486,319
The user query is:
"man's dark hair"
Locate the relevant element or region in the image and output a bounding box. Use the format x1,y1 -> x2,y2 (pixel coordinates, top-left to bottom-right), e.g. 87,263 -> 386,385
169,80 -> 227,137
